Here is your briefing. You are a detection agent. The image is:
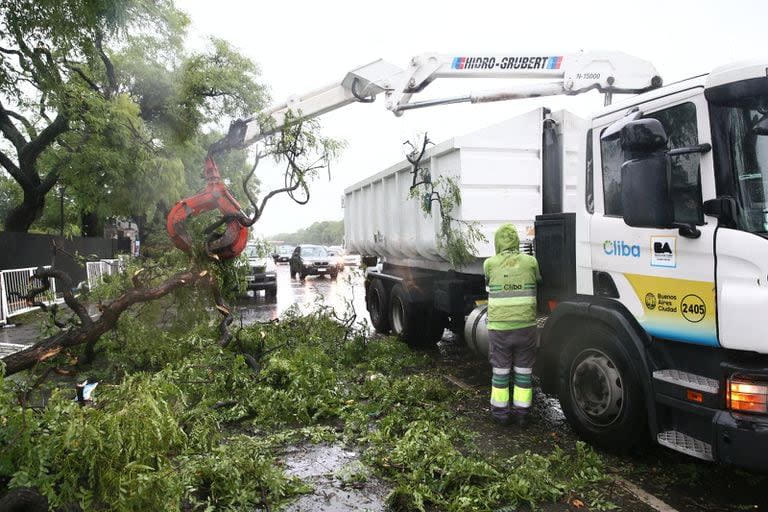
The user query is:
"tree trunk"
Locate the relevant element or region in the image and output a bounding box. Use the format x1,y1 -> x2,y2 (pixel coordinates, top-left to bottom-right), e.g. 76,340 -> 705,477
1,268 -> 211,376
4,188 -> 46,232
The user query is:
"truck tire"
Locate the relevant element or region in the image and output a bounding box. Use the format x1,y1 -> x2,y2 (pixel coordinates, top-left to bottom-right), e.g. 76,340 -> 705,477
266,286 -> 277,299
389,284 -> 436,348
558,324 -> 648,452
368,278 -> 390,333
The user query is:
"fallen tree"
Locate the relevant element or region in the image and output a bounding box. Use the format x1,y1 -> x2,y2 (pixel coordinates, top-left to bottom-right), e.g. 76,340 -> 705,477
2,265 -> 212,376
1,119 -> 341,377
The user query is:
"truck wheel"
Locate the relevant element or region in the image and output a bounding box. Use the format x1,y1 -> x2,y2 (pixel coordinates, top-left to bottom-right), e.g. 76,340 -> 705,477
266,286 -> 277,299
558,325 -> 648,452
330,271 -> 338,280
389,284 -> 434,348
300,271 -> 307,281
367,278 -> 390,334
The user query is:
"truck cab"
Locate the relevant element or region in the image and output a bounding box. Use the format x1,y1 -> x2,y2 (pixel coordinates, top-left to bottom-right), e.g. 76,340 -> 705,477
537,62 -> 768,470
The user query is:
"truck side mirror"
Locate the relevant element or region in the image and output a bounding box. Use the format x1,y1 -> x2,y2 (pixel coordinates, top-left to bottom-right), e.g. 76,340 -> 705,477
618,119 -> 701,238
620,119 -> 674,228
620,118 -> 667,154
621,153 -> 675,228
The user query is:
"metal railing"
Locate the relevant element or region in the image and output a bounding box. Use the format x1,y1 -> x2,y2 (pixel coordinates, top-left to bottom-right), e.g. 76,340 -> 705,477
0,272 -> 6,326
86,259 -> 123,290
0,259 -> 127,325
0,266 -> 60,320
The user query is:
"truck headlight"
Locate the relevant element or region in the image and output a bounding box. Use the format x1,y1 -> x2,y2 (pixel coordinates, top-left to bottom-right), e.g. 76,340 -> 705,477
727,377 -> 768,413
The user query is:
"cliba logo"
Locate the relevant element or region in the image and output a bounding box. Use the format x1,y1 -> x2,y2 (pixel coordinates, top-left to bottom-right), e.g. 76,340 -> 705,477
603,240 -> 641,258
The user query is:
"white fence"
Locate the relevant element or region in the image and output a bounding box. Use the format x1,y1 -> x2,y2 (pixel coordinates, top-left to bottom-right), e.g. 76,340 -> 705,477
86,259 -> 124,290
0,259 -> 126,325
0,266 -> 60,322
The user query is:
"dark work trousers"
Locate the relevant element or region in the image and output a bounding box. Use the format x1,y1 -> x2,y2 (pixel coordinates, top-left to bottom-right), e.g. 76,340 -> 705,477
488,326 -> 537,420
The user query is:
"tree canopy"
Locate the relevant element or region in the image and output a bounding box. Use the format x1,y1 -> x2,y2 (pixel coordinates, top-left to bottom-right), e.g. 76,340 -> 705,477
270,220 -> 344,246
0,0 -> 266,239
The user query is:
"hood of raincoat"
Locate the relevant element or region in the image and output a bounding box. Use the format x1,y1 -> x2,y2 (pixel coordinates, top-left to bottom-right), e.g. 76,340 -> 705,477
494,223 -> 519,254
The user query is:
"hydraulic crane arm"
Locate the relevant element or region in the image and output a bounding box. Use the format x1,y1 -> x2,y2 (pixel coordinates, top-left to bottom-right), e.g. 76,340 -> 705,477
220,50 -> 662,150
169,50 -> 662,260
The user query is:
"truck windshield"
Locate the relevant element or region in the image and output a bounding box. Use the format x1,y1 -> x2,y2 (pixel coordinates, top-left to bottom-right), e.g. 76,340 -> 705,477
709,79 -> 768,233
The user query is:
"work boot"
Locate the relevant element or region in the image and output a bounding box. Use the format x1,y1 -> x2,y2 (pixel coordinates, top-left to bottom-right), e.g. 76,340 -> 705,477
511,409 -> 530,429
491,413 -> 511,427
490,404 -> 511,426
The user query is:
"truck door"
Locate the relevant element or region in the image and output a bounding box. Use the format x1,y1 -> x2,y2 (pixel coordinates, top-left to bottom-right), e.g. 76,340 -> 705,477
708,85 -> 768,353
590,89 -> 719,347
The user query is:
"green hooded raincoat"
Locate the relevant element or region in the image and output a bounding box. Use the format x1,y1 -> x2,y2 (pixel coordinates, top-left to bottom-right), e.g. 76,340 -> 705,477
483,224 -> 541,330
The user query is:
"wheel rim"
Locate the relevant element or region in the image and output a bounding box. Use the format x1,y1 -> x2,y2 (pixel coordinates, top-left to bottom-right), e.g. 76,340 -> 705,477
570,348 -> 624,427
391,297 -> 405,334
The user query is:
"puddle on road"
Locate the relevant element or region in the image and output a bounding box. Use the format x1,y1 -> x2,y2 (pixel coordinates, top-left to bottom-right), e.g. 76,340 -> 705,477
283,443 -> 389,512
233,265 -> 369,326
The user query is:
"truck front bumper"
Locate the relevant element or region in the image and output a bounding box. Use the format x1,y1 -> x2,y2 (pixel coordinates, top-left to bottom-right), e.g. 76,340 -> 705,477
655,360 -> 768,471
714,410 -> 768,470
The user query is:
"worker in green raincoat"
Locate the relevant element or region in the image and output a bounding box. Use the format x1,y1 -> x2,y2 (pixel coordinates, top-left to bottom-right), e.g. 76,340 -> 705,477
483,223 -> 541,426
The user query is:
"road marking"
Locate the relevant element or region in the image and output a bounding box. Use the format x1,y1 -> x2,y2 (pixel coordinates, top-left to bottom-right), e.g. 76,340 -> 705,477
615,476 -> 680,512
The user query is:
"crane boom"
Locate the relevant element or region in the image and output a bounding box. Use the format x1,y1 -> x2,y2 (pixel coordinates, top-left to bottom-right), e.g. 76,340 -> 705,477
220,50 -> 662,151
173,50 -> 662,261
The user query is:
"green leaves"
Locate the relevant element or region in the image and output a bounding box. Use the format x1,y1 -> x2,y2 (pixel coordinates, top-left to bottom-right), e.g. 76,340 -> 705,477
0,0 -> 266,234
411,173 -> 488,268
173,37 -> 266,141
0,278 -> 611,511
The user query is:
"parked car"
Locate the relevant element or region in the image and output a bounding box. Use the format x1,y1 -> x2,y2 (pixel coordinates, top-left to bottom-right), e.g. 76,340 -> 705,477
244,244 -> 277,297
274,245 -> 294,263
326,246 -> 346,273
289,244 -> 337,280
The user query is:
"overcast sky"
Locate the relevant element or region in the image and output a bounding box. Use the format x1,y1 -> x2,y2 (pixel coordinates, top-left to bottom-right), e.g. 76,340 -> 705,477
176,0 -> 767,238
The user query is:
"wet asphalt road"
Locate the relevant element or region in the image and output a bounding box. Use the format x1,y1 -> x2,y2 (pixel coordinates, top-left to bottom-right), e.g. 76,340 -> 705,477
234,263 -> 368,324
0,264 -> 367,352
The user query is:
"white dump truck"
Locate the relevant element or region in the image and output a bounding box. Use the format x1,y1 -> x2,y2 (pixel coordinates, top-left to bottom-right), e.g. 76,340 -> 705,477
343,107 -> 584,340
215,51 -> 768,470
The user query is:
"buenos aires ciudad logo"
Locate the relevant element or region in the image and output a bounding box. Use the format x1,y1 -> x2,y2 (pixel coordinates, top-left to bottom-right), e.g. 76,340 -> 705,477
603,240 -> 641,258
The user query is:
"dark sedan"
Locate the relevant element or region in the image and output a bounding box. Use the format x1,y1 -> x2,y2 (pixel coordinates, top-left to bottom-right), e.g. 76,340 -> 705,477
289,244 -> 338,280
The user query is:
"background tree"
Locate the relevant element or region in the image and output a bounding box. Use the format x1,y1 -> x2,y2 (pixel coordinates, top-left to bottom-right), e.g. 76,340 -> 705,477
0,0 -> 265,240
271,220 -> 344,246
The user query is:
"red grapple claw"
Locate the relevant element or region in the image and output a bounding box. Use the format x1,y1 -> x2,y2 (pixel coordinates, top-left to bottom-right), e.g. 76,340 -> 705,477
166,155 -> 249,260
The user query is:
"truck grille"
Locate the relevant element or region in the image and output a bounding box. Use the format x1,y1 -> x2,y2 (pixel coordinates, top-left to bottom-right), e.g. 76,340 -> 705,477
252,266 -> 266,273
313,261 -> 329,267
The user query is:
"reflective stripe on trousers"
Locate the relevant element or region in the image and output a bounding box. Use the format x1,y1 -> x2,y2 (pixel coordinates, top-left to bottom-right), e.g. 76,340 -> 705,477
512,366 -> 533,408
490,367 -> 510,408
